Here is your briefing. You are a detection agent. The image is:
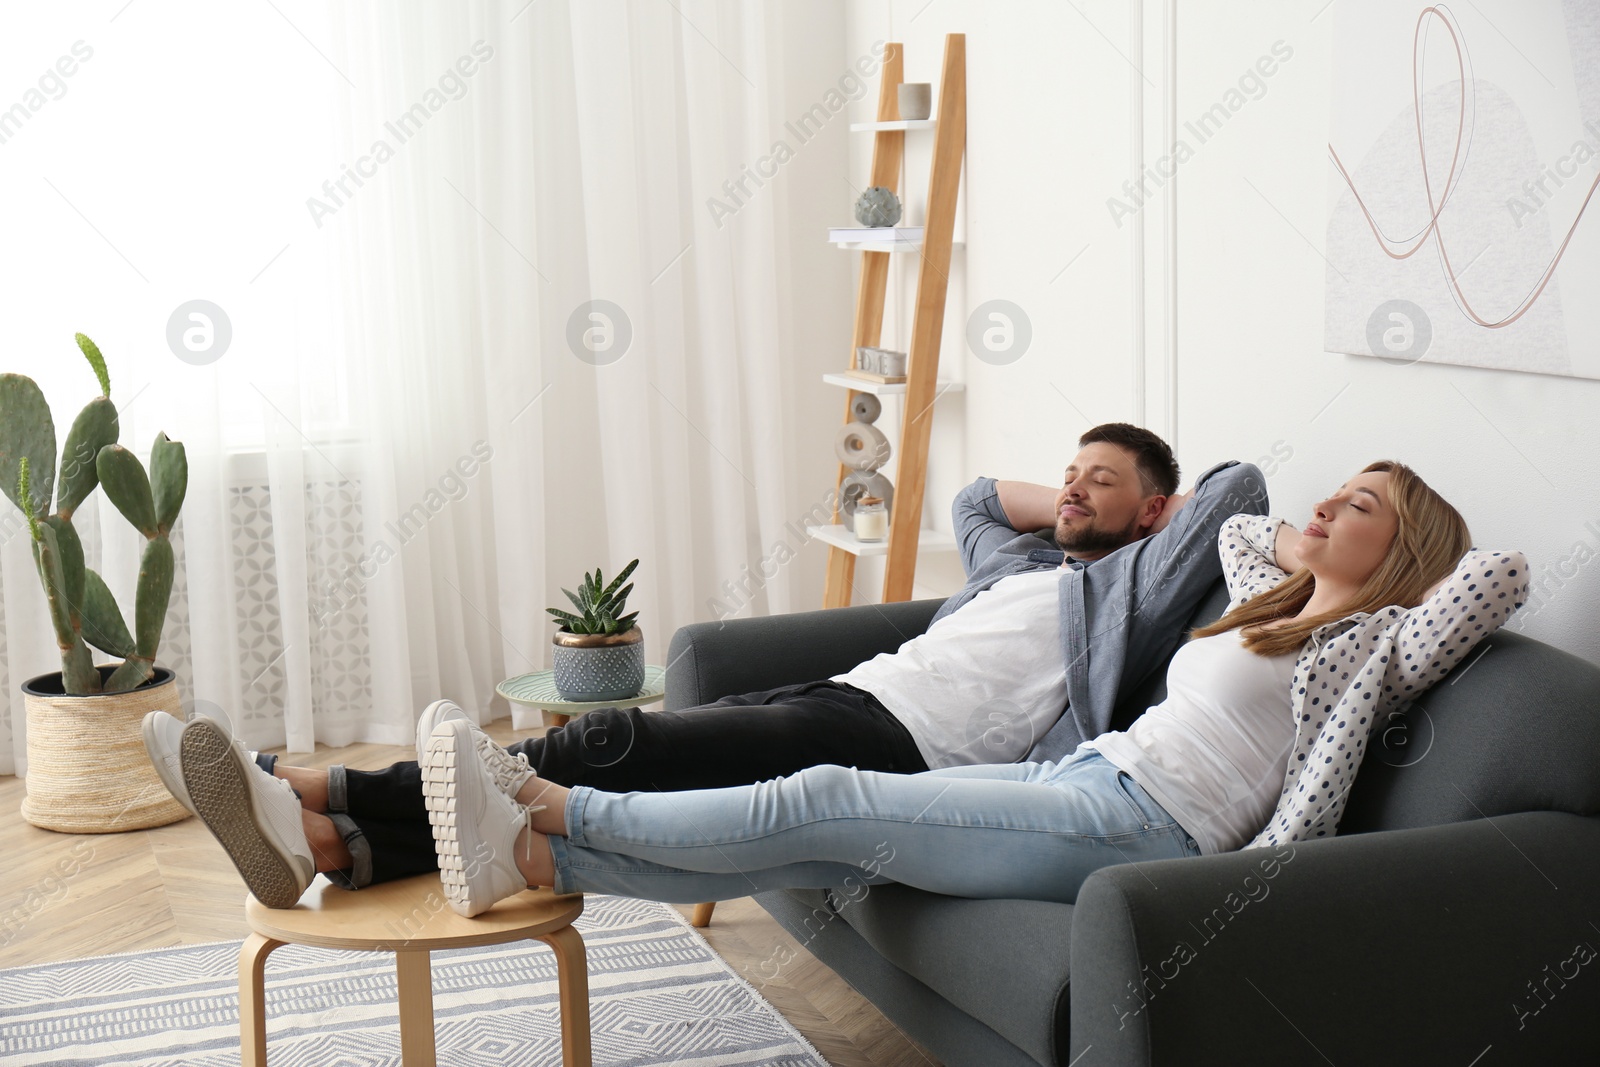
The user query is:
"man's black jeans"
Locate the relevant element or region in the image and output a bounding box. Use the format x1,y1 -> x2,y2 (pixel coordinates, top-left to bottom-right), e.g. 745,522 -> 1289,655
325,680 -> 927,888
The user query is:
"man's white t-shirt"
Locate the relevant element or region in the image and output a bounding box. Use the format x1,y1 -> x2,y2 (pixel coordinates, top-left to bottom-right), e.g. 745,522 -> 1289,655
831,567 -> 1069,769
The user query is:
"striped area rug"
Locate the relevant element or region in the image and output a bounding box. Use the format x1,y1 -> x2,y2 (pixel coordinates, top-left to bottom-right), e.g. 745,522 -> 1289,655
0,894 -> 828,1066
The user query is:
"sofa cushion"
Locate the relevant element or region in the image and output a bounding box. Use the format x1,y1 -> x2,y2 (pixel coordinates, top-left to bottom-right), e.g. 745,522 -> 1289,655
759,889 -> 1043,1067
828,884 -> 1075,1066
664,598 -> 946,709
1341,628 -> 1600,833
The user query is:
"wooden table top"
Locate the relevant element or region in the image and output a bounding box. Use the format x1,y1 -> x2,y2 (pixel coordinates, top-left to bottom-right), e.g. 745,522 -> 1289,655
245,873 -> 583,951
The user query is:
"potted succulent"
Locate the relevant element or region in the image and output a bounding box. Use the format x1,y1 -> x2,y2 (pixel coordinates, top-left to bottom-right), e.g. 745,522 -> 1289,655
546,558 -> 643,701
0,334 -> 190,833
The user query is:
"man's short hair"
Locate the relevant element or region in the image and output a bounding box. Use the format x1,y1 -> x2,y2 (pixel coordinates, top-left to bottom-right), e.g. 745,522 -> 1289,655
1078,423 -> 1180,497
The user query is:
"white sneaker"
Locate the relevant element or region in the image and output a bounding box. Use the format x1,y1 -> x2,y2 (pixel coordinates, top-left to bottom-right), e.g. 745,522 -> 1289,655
142,710 -> 198,816
180,717 -> 315,909
422,719 -> 546,918
142,707 -> 254,817
415,699 -> 469,765
415,699 -> 536,800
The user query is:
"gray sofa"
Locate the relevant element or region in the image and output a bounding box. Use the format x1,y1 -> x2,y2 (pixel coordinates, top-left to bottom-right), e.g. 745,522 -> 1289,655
663,578 -> 1600,1066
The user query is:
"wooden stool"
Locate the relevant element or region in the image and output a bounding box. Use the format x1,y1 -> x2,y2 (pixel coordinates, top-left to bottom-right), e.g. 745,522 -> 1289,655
239,874 -> 590,1066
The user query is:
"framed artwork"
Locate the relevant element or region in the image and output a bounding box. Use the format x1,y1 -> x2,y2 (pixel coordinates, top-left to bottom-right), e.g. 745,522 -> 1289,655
1324,1 -> 1600,379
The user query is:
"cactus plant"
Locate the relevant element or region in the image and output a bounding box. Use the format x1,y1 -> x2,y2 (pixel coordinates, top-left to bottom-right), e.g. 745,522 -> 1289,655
0,334 -> 187,695
546,558 -> 639,635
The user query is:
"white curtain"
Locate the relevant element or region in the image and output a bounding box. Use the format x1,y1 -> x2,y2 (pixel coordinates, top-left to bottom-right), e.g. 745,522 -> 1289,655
0,0 -> 838,772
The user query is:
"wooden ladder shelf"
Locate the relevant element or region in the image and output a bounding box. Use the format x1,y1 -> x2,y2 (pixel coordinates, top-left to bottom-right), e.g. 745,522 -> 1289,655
822,33 -> 966,609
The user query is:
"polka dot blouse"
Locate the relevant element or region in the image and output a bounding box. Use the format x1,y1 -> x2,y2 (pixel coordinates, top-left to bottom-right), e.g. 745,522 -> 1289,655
1214,513 -> 1530,850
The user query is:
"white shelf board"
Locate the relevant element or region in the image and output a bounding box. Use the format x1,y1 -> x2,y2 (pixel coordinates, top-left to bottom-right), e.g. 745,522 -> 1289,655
806,524 -> 956,557
849,119 -> 937,132
822,372 -> 965,396
831,239 -> 965,253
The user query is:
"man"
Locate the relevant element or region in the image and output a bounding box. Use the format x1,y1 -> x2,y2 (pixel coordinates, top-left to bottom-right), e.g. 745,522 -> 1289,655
148,423 -> 1267,907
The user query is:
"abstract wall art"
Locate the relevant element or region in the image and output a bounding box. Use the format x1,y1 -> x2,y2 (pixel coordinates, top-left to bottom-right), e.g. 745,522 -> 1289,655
1325,2 -> 1600,379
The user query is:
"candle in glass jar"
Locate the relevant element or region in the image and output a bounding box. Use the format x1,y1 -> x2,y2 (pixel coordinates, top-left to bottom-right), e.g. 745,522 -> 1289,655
855,496 -> 888,542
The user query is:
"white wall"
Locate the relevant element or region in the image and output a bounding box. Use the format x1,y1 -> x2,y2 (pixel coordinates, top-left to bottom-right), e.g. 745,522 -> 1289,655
837,0 -> 1146,603
1176,0 -> 1600,663
832,0 -> 1600,663
769,2 -> 858,615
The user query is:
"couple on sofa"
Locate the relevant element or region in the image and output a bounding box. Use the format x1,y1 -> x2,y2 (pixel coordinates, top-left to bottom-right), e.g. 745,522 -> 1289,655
145,422 -> 1528,919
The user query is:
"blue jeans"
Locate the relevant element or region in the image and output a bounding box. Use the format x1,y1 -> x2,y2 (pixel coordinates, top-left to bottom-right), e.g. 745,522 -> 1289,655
547,748 -> 1203,904
321,680 -> 923,889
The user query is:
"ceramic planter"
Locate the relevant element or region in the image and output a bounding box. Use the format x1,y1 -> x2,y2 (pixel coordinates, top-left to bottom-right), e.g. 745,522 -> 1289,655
551,627 -> 645,702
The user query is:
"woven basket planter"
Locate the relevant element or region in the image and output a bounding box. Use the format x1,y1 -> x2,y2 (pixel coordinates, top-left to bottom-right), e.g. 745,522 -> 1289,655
20,665 -> 190,834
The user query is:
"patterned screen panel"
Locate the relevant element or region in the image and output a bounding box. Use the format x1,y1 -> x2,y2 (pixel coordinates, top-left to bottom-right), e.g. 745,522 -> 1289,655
0,476 -> 375,758
227,479 -> 375,732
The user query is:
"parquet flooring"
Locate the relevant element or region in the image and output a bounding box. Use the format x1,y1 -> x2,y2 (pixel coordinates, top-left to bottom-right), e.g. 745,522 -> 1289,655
0,721 -> 940,1067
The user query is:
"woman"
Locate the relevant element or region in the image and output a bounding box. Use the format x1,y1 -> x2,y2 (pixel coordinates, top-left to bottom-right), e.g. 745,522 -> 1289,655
425,461 -> 1529,917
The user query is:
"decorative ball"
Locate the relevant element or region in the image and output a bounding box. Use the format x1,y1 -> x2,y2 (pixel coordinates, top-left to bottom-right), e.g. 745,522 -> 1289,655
834,420 -> 892,471
854,186 -> 902,227
851,392 -> 882,424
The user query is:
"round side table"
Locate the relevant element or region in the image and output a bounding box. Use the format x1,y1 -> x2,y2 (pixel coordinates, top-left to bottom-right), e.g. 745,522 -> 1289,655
240,874 -> 589,1066
497,664 -> 667,728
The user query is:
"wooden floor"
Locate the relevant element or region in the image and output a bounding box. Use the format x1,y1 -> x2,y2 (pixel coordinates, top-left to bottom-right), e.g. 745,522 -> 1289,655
0,722 -> 940,1067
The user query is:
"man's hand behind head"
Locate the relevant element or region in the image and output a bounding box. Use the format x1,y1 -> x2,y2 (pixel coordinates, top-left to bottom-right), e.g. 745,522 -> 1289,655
1145,488 -> 1192,537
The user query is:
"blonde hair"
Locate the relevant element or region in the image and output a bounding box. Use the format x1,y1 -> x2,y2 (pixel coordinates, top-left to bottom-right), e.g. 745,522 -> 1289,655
1192,461 -> 1472,657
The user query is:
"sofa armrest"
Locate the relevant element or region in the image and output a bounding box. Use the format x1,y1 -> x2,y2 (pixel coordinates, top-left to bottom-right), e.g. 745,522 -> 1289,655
1069,812 -> 1600,1066
664,598 -> 945,710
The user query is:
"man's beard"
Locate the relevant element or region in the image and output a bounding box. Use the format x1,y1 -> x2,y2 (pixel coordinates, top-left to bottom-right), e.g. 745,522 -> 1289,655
1055,513 -> 1141,556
